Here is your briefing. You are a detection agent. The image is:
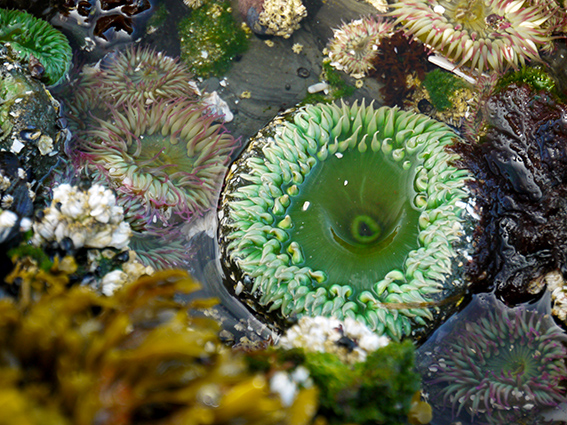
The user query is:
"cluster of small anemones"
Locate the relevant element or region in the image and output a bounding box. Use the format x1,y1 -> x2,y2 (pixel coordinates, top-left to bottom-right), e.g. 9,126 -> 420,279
32,183 -> 131,250
278,316 -> 390,364
389,0 -> 557,73
57,46 -> 239,270
326,16 -> 395,78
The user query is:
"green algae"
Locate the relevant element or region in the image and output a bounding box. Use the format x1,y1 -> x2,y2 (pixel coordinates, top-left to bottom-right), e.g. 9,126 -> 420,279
495,65 -> 559,96
247,340 -> 419,425
422,68 -> 468,111
178,1 -> 249,78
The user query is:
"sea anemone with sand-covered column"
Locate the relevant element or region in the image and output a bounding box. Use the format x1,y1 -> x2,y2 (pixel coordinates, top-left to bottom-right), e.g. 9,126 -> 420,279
325,16 -> 395,79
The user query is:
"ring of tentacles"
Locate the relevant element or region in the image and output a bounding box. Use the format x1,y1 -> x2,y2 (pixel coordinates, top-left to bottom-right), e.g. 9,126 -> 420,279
218,101 -> 471,339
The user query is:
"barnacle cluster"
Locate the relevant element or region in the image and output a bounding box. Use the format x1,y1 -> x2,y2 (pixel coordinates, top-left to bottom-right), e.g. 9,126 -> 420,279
278,316 -> 390,364
326,16 -> 395,79
541,270 -> 567,327
0,269 -> 317,424
389,0 -> 558,73
256,0 -> 307,38
32,183 -> 131,251
219,100 -> 472,340
418,292 -> 567,424
0,8 -> 72,85
12,181 -> 155,296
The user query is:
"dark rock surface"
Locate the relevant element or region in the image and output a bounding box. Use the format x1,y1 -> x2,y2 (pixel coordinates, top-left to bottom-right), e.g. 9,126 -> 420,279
142,0 -> 385,145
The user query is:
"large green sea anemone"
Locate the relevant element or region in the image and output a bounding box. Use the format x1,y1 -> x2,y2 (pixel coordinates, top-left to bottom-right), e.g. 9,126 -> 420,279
0,8 -> 72,85
219,101 -> 472,339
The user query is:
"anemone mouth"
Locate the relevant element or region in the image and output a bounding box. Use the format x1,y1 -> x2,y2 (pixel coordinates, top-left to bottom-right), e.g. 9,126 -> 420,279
286,145 -> 421,294
219,101 -> 472,339
389,0 -> 555,73
81,99 -> 238,228
440,0 -> 490,35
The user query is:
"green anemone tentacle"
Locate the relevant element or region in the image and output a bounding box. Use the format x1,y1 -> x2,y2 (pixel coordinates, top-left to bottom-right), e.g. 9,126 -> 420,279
0,8 -> 72,85
219,100 -> 471,340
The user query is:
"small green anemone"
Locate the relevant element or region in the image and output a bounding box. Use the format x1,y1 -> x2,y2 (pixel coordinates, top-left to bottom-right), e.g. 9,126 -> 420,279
219,101 -> 472,340
0,8 -> 72,85
81,99 -> 238,230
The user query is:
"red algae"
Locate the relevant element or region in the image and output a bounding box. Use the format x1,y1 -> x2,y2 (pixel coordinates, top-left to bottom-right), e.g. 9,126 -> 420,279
456,82 -> 567,304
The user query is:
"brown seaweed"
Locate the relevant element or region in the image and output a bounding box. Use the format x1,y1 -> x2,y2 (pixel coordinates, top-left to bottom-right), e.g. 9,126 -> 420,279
0,266 -> 315,424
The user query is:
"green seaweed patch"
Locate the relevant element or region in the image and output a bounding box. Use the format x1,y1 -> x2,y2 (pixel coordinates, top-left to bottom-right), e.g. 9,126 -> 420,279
146,3 -> 169,31
422,68 -> 468,111
247,341 -> 419,424
178,1 -> 249,78
0,8 -> 72,85
8,244 -> 53,272
495,65 -> 559,97
307,341 -> 419,424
